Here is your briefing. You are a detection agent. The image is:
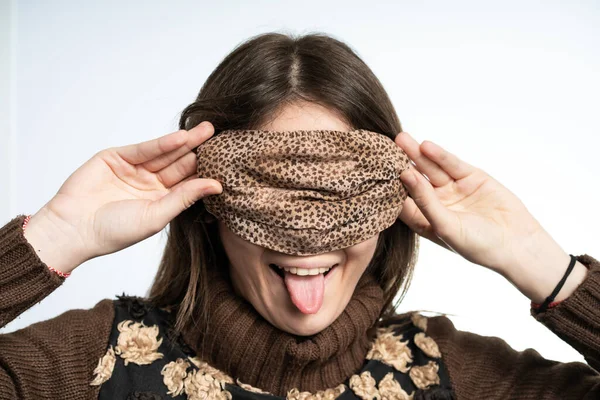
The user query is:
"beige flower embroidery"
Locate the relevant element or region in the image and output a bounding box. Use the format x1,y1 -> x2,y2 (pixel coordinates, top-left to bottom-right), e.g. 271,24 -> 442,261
349,371 -> 381,400
237,379 -> 272,395
366,327 -> 413,373
409,360 -> 440,390
188,356 -> 234,384
161,358 -> 190,396
90,345 -> 116,386
410,313 -> 428,331
184,369 -> 232,400
114,320 -> 164,366
378,372 -> 413,400
413,332 -> 441,359
286,384 -> 346,400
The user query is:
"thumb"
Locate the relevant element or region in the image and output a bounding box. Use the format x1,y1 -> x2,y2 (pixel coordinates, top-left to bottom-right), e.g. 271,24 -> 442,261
146,178 -> 222,229
400,168 -> 452,236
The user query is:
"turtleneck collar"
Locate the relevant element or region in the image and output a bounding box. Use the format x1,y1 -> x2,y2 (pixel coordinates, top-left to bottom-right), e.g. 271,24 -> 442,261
180,267 -> 385,397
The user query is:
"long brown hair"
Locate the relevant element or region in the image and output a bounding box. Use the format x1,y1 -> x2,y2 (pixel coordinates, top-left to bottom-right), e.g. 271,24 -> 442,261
147,32 -> 420,337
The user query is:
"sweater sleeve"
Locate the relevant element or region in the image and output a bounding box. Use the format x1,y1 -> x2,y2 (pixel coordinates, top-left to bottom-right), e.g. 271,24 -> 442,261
0,214 -> 67,327
425,253 -> 600,400
0,214 -> 116,399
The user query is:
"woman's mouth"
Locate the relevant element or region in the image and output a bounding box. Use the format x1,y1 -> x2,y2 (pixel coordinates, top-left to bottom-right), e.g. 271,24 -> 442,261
268,263 -> 338,280
268,263 -> 340,314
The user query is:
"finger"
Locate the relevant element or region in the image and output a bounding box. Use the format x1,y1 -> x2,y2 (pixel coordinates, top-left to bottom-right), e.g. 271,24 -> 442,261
116,129 -> 188,165
419,139 -> 477,181
142,122 -> 215,172
398,195 -> 431,235
395,131 -> 452,187
399,167 -> 455,237
145,178 -> 222,231
168,174 -> 195,192
169,173 -> 222,195
116,121 -> 211,165
156,151 -> 198,188
398,196 -> 454,252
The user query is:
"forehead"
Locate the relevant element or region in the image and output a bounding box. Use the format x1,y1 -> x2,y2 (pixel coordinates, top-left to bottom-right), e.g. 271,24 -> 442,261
259,101 -> 351,132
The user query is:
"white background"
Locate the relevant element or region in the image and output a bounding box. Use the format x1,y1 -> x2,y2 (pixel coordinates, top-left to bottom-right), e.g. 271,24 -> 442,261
1,0 -> 599,367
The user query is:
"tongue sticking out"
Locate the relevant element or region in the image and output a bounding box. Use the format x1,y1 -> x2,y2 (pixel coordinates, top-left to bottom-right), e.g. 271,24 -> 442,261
283,272 -> 325,314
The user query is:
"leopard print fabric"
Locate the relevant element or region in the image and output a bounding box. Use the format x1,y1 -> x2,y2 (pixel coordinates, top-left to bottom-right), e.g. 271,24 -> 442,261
196,129 -> 410,255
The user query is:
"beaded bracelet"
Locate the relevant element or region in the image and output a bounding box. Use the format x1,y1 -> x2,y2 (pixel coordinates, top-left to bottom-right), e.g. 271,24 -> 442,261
22,215 -> 71,278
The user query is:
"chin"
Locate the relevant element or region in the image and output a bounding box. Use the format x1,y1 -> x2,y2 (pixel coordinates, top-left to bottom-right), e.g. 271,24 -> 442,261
276,309 -> 337,336
269,294 -> 349,336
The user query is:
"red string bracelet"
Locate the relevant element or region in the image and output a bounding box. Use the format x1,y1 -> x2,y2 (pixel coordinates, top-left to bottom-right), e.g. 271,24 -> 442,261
22,215 -> 71,278
531,299 -> 562,310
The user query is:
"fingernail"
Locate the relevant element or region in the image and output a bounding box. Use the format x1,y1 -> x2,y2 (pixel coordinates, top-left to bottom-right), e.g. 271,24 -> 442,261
202,185 -> 221,196
401,169 -> 416,185
424,140 -> 439,149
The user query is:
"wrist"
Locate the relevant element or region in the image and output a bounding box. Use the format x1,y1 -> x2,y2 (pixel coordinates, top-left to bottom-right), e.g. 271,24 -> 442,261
22,209 -> 87,275
500,231 -> 589,304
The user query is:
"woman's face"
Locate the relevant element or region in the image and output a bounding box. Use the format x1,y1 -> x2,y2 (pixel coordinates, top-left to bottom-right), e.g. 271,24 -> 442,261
216,101 -> 380,336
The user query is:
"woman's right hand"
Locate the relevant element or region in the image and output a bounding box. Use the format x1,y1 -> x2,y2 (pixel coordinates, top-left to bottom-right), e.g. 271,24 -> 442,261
23,121 -> 222,275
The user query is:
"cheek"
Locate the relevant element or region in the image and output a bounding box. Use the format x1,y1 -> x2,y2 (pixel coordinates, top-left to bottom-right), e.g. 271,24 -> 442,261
227,257 -> 263,302
347,234 -> 380,267
219,223 -> 263,273
219,233 -> 272,302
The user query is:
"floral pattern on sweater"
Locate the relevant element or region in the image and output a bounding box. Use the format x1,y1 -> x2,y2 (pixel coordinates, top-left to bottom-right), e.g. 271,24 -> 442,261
92,296 -> 454,400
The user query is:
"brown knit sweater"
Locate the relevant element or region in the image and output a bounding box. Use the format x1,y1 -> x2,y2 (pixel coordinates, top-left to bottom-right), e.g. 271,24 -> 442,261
1,213 -> 599,399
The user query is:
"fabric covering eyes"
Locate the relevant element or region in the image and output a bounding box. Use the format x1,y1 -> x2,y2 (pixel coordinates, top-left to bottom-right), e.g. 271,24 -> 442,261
196,129 -> 410,255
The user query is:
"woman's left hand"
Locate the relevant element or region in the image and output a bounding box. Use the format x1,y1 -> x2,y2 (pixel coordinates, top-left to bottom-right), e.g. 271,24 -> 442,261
394,131 -> 588,303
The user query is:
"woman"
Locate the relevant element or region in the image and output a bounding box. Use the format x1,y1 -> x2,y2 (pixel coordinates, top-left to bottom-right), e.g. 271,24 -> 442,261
1,32 -> 598,400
